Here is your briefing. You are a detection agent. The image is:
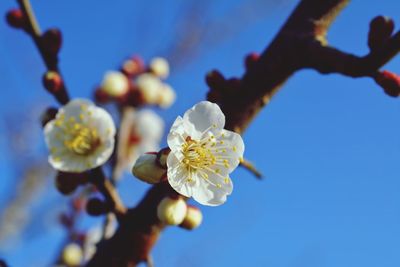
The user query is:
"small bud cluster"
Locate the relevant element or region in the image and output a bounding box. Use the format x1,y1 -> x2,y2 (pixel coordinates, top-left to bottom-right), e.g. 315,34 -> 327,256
156,196 -> 202,230
95,56 -> 176,108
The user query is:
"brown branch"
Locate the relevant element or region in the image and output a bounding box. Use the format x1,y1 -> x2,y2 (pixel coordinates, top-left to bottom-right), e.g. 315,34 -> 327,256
16,0 -> 69,104
207,0 -> 400,133
89,167 -> 127,220
86,182 -> 175,267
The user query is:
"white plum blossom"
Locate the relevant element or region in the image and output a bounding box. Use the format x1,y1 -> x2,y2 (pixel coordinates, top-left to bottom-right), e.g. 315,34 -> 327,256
44,99 -> 116,173
101,71 -> 129,97
167,101 -> 244,206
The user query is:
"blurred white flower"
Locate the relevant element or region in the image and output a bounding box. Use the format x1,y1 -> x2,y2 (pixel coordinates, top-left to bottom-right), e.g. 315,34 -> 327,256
101,71 -> 129,97
62,243 -> 83,266
135,73 -> 163,104
158,84 -> 176,108
167,101 -> 244,206
44,99 -> 116,173
131,153 -> 166,184
126,109 -> 164,170
149,57 -> 170,79
157,197 -> 187,225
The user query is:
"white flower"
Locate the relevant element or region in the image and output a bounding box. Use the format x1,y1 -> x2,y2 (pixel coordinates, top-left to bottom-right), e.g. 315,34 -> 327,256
149,57 -> 170,79
157,197 -> 187,225
135,73 -> 163,104
158,84 -> 176,108
167,101 -> 244,206
44,99 -> 116,173
101,71 -> 129,97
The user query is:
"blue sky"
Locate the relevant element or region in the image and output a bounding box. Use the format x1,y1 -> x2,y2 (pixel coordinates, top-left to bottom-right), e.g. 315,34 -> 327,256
0,0 -> 400,266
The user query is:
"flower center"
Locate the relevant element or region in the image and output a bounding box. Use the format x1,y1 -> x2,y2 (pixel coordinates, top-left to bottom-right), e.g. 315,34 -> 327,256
181,137 -> 216,171
64,124 -> 100,156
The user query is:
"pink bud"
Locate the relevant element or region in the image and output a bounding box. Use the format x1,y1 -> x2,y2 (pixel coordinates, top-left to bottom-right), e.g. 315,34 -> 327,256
42,28 -> 62,55
374,70 -> 400,97
245,52 -> 260,70
43,71 -> 63,93
6,9 -> 26,29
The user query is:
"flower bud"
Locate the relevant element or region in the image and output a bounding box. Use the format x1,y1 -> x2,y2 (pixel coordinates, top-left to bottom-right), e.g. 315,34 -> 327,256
122,56 -> 144,77
157,148 -> 170,169
55,172 -> 88,195
132,153 -> 166,184
368,16 -> 394,50
245,52 -> 260,70
6,9 -> 26,29
205,70 -> 226,90
374,70 -> 400,97
149,57 -> 170,79
157,197 -> 187,225
42,28 -> 62,55
158,84 -> 176,108
43,71 -> 63,93
86,197 -> 109,216
101,71 -> 129,97
94,88 -> 110,103
180,205 -> 203,230
62,243 -> 83,266
135,73 -> 163,104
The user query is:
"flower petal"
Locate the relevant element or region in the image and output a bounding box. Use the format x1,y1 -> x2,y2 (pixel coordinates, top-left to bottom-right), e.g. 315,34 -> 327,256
167,153 -> 197,198
192,174 -> 233,206
214,129 -> 245,173
183,101 -> 225,134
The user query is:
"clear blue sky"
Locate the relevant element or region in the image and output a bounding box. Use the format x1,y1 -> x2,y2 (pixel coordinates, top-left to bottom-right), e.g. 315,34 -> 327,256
1,0 -> 400,266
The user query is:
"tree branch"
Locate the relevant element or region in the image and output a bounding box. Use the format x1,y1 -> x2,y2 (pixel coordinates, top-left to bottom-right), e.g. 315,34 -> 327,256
16,0 -> 69,104
89,167 -> 127,220
207,0 -> 400,133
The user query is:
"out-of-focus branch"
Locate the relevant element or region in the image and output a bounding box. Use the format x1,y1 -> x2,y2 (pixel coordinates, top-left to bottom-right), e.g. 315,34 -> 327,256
16,0 -> 69,104
206,0 -> 400,133
89,168 -> 127,220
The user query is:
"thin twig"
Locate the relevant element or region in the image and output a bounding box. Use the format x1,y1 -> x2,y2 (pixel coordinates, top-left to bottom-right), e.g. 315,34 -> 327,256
89,167 -> 127,220
240,158 -> 263,179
